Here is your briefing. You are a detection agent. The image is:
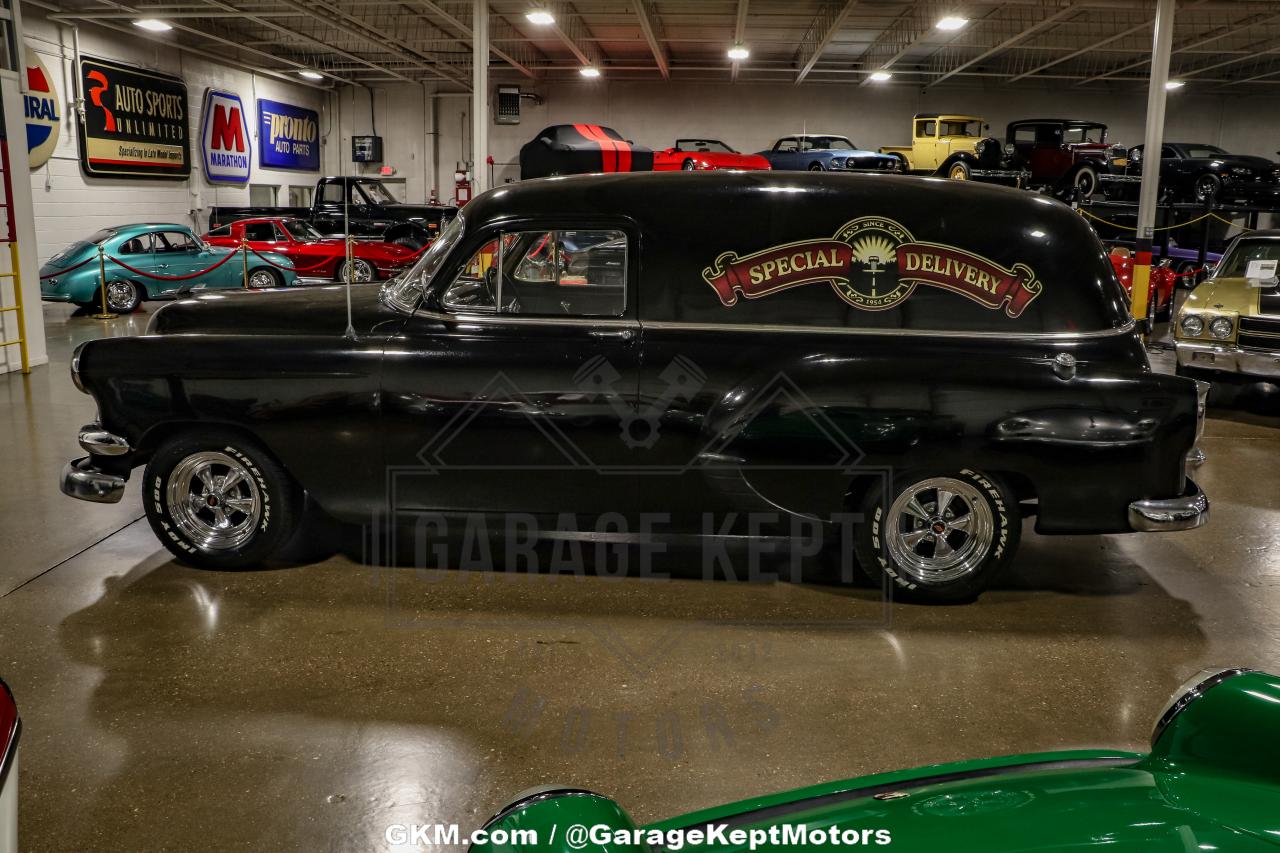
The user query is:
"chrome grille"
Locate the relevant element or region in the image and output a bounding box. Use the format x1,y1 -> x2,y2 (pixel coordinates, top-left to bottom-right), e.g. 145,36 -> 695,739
1238,315 -> 1280,350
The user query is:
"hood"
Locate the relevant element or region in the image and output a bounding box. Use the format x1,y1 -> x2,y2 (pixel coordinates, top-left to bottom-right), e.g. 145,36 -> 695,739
146,283 -> 405,337
1199,154 -> 1275,171
1180,276 -> 1258,316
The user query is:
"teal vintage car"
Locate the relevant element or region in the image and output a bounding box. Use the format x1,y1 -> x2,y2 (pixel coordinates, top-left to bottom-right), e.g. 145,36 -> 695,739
39,223 -> 296,313
472,668 -> 1280,852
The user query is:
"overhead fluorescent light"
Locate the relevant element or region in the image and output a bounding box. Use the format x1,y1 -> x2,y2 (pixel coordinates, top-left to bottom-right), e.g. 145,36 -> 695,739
298,70 -> 325,80
936,16 -> 968,31
526,10 -> 555,25
727,45 -> 750,60
132,18 -> 173,32
579,66 -> 601,78
1165,79 -> 1185,90
869,71 -> 893,82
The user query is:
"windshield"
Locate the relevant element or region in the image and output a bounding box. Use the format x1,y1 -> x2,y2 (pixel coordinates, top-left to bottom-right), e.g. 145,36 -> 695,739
805,136 -> 854,151
383,212 -> 465,312
1215,239 -> 1280,278
676,139 -> 734,153
357,180 -> 397,205
940,120 -> 981,137
282,219 -> 324,241
1063,125 -> 1106,144
1184,145 -> 1228,158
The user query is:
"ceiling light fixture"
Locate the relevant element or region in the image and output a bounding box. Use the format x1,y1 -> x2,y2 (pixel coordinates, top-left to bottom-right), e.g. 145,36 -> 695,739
936,16 -> 968,31
579,66 -> 601,78
727,45 -> 750,60
132,18 -> 173,32
869,71 -> 893,82
1165,79 -> 1185,90
298,70 -> 325,80
526,9 -> 555,25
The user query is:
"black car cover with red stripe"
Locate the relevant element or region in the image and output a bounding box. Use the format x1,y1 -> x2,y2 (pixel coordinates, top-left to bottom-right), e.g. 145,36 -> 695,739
519,124 -> 655,179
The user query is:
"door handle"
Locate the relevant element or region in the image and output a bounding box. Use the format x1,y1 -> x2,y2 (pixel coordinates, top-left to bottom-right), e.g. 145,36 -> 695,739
591,328 -> 634,341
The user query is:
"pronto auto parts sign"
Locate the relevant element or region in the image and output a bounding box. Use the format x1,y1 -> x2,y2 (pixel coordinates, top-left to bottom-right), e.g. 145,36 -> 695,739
258,98 -> 320,172
24,47 -> 61,169
200,89 -> 251,184
77,56 -> 190,180
702,216 -> 1043,317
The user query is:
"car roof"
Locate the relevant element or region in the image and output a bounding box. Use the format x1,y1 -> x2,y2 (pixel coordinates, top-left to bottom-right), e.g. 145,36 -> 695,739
913,113 -> 983,121
1009,118 -> 1107,126
114,223 -> 188,231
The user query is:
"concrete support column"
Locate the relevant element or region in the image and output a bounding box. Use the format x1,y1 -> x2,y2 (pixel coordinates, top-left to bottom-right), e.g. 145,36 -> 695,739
471,0 -> 488,195
1131,0 -> 1175,325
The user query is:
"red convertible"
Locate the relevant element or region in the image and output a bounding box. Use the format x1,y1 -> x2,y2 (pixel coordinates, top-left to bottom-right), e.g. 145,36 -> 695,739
1110,246 -> 1177,319
653,139 -> 771,171
202,217 -> 420,282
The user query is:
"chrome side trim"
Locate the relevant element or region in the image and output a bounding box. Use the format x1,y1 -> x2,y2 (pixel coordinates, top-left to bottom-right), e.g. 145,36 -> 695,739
477,788 -> 608,835
1151,668 -> 1253,748
421,308 -> 1137,342
1128,479 -> 1209,532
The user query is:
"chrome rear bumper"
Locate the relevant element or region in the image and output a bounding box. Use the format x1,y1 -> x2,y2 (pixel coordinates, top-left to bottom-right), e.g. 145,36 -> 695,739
1128,479 -> 1209,532
61,457 -> 126,504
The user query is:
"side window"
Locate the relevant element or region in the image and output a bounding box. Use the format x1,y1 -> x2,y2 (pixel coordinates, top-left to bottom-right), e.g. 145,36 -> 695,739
319,182 -> 345,204
243,222 -> 277,242
442,230 -> 628,317
208,224 -> 232,238
1160,146 -> 1177,159
917,120 -> 936,138
154,231 -> 196,253
117,233 -> 152,255
776,138 -> 798,153
1012,127 -> 1036,145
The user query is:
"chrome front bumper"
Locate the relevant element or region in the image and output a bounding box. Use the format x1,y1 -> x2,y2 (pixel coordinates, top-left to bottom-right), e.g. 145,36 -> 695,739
1175,339 -> 1280,380
61,425 -> 131,504
1128,479 -> 1209,532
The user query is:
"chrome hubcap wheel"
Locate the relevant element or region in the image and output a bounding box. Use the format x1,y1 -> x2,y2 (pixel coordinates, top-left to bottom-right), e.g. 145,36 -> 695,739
106,281 -> 136,311
341,260 -> 374,282
885,477 -> 994,585
249,270 -> 276,288
949,165 -> 967,180
167,451 -> 262,551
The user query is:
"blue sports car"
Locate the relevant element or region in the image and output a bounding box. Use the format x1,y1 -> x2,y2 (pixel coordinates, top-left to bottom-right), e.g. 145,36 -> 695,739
758,134 -> 903,173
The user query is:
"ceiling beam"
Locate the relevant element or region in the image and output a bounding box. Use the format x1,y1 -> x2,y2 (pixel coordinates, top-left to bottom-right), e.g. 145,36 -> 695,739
794,0 -> 858,84
408,0 -> 537,78
927,4 -> 1078,88
539,1 -> 602,69
633,0 -> 669,80
857,0 -> 948,86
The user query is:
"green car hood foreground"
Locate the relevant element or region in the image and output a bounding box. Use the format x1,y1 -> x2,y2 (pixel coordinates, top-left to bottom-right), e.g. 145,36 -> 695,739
473,670 -> 1280,852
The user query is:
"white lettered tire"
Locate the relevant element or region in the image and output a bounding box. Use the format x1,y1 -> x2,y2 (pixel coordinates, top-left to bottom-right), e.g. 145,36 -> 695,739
143,429 -> 302,569
855,469 -> 1020,603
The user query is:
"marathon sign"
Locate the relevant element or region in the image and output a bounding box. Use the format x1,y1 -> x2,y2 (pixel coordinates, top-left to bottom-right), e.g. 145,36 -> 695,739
258,98 -> 320,172
200,89 -> 251,184
77,56 -> 190,179
24,47 -> 62,169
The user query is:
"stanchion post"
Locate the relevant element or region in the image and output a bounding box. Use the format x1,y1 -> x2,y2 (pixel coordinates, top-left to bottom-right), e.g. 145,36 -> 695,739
1198,195 -> 1212,273
91,245 -> 118,320
241,240 -> 249,288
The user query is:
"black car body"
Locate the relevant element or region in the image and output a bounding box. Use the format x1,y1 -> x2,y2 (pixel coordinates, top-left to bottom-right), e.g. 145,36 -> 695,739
1126,143 -> 1280,204
519,124 -> 654,179
209,176 -> 456,251
62,172 -> 1208,602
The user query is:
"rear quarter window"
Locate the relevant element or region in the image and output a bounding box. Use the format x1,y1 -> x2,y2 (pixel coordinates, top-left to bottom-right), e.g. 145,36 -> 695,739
637,181 -> 1130,335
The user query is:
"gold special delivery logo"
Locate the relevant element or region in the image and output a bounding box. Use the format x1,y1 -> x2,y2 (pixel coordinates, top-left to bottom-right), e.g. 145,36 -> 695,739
701,216 -> 1043,317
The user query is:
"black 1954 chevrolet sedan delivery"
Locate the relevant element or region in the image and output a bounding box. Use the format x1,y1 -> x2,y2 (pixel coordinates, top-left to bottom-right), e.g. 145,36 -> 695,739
62,172 -> 1207,602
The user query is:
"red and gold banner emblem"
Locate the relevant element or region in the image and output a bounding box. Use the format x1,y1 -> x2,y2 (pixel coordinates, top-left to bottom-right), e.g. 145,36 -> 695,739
701,216 -> 1042,317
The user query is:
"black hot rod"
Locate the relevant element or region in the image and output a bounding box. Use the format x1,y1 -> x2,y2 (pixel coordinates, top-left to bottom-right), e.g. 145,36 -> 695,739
63,172 -> 1207,602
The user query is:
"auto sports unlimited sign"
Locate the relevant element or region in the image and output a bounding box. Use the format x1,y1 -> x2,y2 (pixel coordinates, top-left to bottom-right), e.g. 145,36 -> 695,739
23,47 -> 62,169
258,98 -> 320,171
200,89 -> 251,184
77,56 -> 190,179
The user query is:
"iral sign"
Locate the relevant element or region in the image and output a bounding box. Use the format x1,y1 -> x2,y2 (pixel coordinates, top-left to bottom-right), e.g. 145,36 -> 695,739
200,89 -> 251,184
24,48 -> 62,169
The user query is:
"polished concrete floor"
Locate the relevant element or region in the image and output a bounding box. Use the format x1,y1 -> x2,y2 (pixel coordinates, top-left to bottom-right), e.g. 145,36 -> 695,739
2,302 -> 1279,851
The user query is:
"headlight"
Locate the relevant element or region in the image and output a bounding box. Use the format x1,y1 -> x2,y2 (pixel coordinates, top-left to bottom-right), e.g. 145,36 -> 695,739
1003,142 -> 1015,156
1209,316 -> 1235,339
829,158 -> 846,168
1152,668 -> 1252,747
1180,314 -> 1204,337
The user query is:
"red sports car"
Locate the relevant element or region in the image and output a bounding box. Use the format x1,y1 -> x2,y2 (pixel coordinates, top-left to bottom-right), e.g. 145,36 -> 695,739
653,139 -> 771,171
202,217 -> 420,282
1109,247 -> 1177,318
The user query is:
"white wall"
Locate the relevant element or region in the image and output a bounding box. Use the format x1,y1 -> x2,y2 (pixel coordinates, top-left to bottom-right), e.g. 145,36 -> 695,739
21,6 -> 326,265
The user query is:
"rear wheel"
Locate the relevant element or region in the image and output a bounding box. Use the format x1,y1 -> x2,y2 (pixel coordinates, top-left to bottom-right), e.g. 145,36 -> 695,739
947,161 -> 971,181
808,162 -> 825,172
854,469 -> 1020,603
95,279 -> 142,313
337,258 -> 377,282
144,429 -> 302,569
248,267 -> 283,288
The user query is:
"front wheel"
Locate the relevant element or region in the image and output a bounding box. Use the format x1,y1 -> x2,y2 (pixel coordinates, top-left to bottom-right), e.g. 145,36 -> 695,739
247,267 -> 283,289
854,469 -> 1020,603
337,258 -> 377,282
1193,173 -> 1221,203
143,429 -> 302,569
808,163 -> 825,172
1069,166 -> 1099,200
947,161 -> 971,181
681,158 -> 697,171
